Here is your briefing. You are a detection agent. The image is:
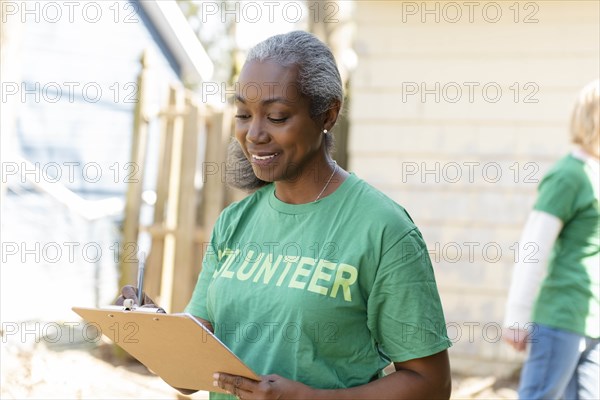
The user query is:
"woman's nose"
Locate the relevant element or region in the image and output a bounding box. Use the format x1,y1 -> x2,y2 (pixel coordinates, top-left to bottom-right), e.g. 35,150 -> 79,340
246,118 -> 269,144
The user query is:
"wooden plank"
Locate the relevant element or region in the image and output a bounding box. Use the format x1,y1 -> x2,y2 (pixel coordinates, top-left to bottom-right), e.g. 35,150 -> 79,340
171,96 -> 201,312
159,87 -> 185,313
145,86 -> 179,302
200,111 -> 227,232
118,51 -> 150,290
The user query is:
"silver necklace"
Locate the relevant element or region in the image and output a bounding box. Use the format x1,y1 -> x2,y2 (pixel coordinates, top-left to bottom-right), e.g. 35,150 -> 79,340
314,161 -> 338,202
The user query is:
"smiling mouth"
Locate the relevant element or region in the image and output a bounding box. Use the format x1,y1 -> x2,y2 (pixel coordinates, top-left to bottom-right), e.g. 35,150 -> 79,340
252,153 -> 279,161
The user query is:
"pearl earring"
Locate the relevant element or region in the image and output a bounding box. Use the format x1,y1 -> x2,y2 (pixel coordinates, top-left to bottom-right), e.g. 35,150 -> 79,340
323,129 -> 328,134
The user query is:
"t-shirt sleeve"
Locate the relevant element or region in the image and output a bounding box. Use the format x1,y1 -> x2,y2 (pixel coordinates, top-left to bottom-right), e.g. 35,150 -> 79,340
184,239 -> 218,321
534,170 -> 579,223
366,228 -> 452,363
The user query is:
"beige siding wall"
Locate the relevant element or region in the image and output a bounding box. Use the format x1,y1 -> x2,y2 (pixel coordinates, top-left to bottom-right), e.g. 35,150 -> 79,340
349,1 -> 600,376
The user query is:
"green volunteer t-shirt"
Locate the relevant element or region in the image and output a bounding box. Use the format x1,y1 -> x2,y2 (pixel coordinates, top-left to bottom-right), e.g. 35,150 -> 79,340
186,173 -> 451,398
532,154 -> 600,338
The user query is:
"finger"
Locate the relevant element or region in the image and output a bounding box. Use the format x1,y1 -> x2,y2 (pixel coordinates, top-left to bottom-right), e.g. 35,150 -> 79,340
215,373 -> 258,393
114,295 -> 125,306
502,337 -> 517,352
503,335 -> 526,352
502,336 -> 515,345
121,285 -> 138,303
214,375 -> 237,396
235,376 -> 244,389
235,386 -> 253,399
115,285 -> 137,306
143,292 -> 153,305
214,372 -> 234,393
215,372 -> 240,390
139,303 -> 166,313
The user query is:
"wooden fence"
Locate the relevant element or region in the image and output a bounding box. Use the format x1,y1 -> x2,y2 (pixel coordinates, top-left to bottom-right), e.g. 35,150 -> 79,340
118,51 -> 234,312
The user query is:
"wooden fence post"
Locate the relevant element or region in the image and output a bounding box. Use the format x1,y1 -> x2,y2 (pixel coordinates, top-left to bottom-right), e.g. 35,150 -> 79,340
158,88 -> 201,312
145,86 -> 182,302
120,75 -> 225,313
118,51 -> 149,290
200,111 -> 228,234
171,95 -> 201,312
158,88 -> 184,312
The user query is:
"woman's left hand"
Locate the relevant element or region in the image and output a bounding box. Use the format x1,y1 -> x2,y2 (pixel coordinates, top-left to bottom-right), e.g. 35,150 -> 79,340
214,372 -> 313,399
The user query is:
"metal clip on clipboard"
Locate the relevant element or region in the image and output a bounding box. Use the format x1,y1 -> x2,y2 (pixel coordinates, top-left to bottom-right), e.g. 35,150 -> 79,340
119,298 -> 165,313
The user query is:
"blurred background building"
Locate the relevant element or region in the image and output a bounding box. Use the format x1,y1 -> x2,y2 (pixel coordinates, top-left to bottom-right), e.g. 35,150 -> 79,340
1,0 -> 599,393
1,0 -> 212,321
349,1 -> 599,376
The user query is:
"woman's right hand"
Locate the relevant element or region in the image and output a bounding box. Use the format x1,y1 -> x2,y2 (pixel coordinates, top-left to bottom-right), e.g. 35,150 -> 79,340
503,328 -> 529,352
115,285 -> 165,312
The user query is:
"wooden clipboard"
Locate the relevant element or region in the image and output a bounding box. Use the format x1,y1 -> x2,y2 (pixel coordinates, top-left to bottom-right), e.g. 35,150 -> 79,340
72,306 -> 260,393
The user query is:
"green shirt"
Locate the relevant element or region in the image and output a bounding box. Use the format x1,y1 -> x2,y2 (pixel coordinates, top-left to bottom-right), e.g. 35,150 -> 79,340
186,173 -> 451,398
533,154 -> 600,338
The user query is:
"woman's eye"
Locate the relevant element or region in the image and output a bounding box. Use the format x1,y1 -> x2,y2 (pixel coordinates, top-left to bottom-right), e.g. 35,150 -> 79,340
235,114 -> 250,120
268,117 -> 288,123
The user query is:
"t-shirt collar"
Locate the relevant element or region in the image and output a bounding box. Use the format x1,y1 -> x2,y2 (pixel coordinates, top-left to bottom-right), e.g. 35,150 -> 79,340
268,173 -> 358,214
571,147 -> 599,169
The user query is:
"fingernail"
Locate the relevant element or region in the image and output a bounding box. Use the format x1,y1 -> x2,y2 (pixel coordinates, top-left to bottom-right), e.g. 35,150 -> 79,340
213,373 -> 219,380
212,380 -> 218,387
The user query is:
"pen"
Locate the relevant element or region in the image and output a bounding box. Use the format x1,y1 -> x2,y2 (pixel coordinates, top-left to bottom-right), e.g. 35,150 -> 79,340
137,252 -> 146,306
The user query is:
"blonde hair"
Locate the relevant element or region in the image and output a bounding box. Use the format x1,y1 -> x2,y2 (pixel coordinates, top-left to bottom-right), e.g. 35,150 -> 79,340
570,79 -> 600,153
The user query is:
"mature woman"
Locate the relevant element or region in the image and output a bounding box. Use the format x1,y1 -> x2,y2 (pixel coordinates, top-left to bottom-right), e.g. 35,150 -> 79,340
504,79 -> 599,399
124,31 -> 452,399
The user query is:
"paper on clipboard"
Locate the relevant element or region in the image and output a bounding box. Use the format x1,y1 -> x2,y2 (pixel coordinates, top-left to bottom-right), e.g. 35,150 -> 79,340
72,306 -> 260,393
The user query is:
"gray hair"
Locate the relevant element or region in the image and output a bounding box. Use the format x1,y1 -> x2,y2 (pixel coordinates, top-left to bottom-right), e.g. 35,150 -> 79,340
226,137 -> 267,191
227,31 -> 343,192
246,30 -> 344,118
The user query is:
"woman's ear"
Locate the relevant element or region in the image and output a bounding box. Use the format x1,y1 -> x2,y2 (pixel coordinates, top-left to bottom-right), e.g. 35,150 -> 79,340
323,100 -> 342,132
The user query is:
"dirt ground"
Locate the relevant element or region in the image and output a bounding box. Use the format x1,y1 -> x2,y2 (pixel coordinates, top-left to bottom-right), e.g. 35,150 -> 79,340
1,328 -> 518,400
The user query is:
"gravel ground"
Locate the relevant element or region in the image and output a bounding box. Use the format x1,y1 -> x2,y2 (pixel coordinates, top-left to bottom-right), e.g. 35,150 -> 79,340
1,340 -> 208,399
1,328 -> 518,400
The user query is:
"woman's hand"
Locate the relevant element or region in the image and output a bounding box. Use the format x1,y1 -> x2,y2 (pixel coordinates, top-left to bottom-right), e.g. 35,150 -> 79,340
214,373 -> 314,400
115,285 -> 165,312
215,350 -> 451,399
503,327 -> 529,352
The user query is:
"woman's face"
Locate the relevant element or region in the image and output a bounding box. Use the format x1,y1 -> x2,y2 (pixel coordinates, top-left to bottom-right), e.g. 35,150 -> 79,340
234,61 -> 325,182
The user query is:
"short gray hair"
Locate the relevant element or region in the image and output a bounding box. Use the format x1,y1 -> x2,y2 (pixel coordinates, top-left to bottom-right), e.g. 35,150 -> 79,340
246,30 -> 344,118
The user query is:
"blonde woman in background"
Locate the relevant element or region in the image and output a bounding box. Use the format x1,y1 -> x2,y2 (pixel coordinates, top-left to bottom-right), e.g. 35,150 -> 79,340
504,80 -> 600,399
